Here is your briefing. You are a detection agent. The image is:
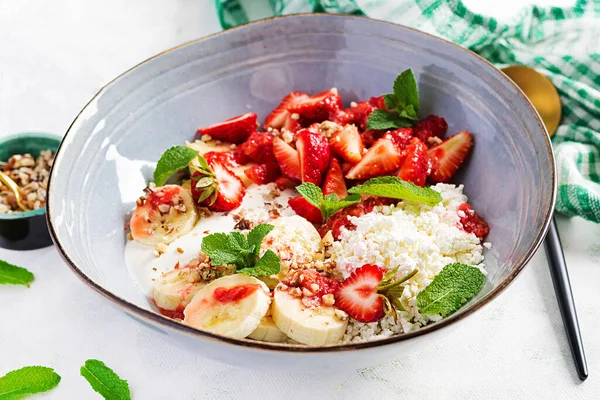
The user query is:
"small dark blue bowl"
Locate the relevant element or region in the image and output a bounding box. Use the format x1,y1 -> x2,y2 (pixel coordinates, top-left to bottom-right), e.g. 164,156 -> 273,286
0,132 -> 62,250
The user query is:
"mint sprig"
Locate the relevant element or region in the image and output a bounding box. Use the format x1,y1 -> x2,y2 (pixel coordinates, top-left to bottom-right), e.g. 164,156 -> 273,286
201,224 -> 280,277
296,183 -> 361,221
153,145 -> 199,186
80,359 -> 131,400
0,260 -> 34,287
416,263 -> 485,316
0,366 -> 61,399
366,69 -> 420,131
348,176 -> 442,206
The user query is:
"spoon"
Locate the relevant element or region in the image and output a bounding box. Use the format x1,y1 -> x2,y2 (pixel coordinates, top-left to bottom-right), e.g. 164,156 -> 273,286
502,65 -> 588,381
0,170 -> 30,212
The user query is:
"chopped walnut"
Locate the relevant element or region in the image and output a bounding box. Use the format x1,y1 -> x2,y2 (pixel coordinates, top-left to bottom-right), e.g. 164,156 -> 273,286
428,136 -> 443,146
154,243 -> 168,257
321,231 -> 334,247
322,293 -> 335,306
289,287 -> 302,297
334,309 -> 348,320
198,207 -> 212,218
201,134 -> 212,142
176,247 -> 184,254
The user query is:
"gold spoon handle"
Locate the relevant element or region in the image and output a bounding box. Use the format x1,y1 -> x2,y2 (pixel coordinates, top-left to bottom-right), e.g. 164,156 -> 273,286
0,170 -> 30,212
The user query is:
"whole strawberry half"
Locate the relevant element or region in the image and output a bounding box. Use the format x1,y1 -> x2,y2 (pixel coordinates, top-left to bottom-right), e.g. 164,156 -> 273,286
244,162 -> 281,185
191,156 -> 246,212
264,92 -> 309,130
238,131 -> 276,163
296,129 -> 331,185
396,137 -> 429,187
335,264 -> 417,323
272,136 -> 301,181
196,113 -> 257,144
288,89 -> 343,124
288,197 -> 323,224
428,130 -> 473,183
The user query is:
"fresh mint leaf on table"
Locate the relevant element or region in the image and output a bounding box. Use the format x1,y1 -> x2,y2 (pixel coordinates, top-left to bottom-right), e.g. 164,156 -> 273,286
0,366 -> 61,399
80,359 -> 131,400
348,176 -> 442,206
153,145 -> 199,186
416,263 -> 486,316
201,224 -> 280,277
366,68 -> 420,131
295,183 -> 361,220
0,260 -> 35,287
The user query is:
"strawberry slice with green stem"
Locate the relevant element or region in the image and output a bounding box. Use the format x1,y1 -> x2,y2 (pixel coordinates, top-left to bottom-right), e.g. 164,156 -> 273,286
427,130 -> 473,183
190,155 -> 246,212
196,113 -> 257,144
335,264 -> 418,323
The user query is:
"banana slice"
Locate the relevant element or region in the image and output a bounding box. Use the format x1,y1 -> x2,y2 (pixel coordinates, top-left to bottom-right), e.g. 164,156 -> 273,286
247,315 -> 288,343
130,184 -> 198,245
183,274 -> 271,339
186,140 -> 256,187
261,216 -> 323,281
152,267 -> 206,318
271,288 -> 348,346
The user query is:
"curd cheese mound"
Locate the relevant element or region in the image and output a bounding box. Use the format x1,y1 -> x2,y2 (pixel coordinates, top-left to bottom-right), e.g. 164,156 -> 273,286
329,183 -> 487,343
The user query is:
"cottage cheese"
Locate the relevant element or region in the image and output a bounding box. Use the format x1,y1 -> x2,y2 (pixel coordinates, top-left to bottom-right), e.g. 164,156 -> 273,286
330,183 -> 487,343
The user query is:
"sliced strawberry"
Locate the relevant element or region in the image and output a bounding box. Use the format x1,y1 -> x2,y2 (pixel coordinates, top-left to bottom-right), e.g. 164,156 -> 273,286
348,101 -> 375,131
340,162 -> 353,176
288,89 -> 342,123
196,113 -> 257,144
288,197 -> 323,224
191,158 -> 245,212
282,114 -> 302,133
296,129 -> 331,185
414,114 -> 448,145
231,146 -> 250,165
345,137 -> 403,180
396,137 -> 429,187
360,130 -> 381,147
322,159 -> 348,198
335,264 -> 385,323
264,92 -> 309,129
458,203 -> 490,241
329,124 -> 365,164
428,130 -> 473,183
330,108 -> 354,126
369,96 -> 386,109
244,162 -> 281,185
239,131 -> 275,163
384,128 -> 413,149
275,175 -> 297,191
272,137 -> 301,181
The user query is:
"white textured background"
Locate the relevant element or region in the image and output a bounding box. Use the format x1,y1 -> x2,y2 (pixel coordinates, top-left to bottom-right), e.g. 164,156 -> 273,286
0,0 -> 598,398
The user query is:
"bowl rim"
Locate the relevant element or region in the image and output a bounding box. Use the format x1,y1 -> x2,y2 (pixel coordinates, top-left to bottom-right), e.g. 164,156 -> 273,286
0,132 -> 62,220
47,13 -> 557,353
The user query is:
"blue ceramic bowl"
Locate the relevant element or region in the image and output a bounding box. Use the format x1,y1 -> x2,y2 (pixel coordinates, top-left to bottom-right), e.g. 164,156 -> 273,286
47,15 -> 555,371
0,132 -> 62,250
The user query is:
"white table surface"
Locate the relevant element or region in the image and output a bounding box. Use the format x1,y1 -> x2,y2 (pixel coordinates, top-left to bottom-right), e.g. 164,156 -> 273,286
0,1 -> 598,398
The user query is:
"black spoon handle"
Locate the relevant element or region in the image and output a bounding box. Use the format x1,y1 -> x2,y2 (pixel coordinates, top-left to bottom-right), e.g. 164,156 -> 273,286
544,216 -> 588,381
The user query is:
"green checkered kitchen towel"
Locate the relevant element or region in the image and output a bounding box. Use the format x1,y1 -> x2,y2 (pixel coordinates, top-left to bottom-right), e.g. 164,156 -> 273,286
216,0 -> 600,223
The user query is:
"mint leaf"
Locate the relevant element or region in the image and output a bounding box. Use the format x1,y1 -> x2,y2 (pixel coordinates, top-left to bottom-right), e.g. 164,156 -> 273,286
80,359 -> 131,400
393,69 -> 419,113
321,193 -> 361,220
398,104 -> 418,120
201,233 -> 240,266
348,176 -> 442,206
0,366 -> 61,399
295,183 -> 323,208
366,109 -> 412,131
247,224 -> 274,256
416,263 -> 485,316
238,250 -> 280,277
0,260 -> 34,287
228,232 -> 248,252
153,146 -> 198,186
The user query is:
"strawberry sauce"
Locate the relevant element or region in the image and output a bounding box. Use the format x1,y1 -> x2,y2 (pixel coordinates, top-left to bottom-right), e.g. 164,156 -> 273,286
213,284 -> 259,303
151,299 -> 185,320
458,203 -> 490,241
